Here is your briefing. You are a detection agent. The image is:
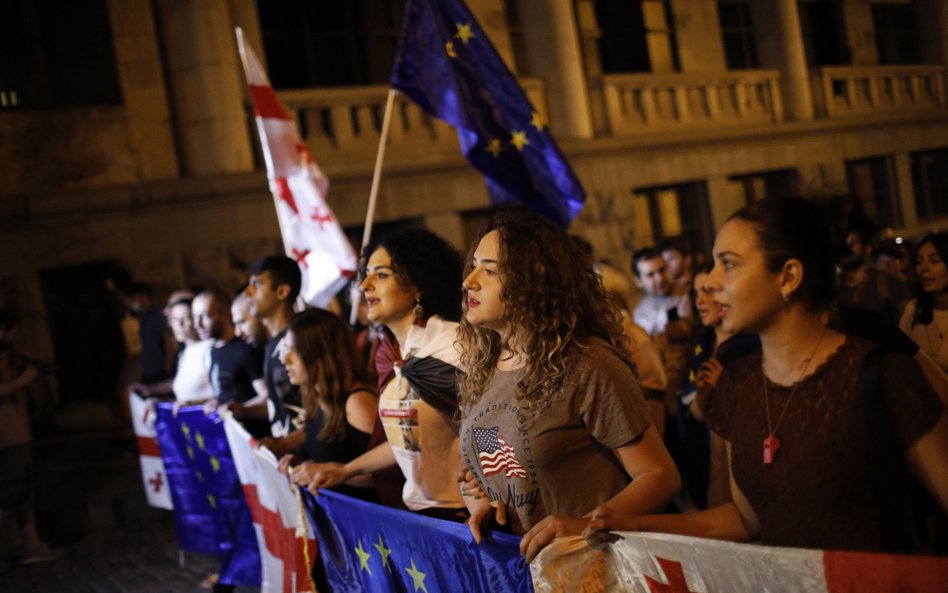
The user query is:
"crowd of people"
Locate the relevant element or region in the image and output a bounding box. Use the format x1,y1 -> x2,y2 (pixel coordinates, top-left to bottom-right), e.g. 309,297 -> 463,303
9,195 -> 945,584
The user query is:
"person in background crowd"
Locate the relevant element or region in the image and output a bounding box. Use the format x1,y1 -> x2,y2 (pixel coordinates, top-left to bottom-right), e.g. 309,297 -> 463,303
874,238 -> 919,295
675,265 -> 759,510
127,283 -> 173,387
459,213 -> 679,561
192,290 -> 269,438
0,310 -> 58,564
231,292 -> 268,353
659,236 -> 695,293
306,229 -> 468,520
245,256 -> 302,438
900,232 -> 948,376
837,216 -> 909,325
587,197 -> 948,553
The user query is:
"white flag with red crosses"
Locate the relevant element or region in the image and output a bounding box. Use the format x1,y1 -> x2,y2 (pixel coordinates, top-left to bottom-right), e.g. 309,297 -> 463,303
531,532 -> 947,593
236,28 -> 358,307
129,392 -> 173,510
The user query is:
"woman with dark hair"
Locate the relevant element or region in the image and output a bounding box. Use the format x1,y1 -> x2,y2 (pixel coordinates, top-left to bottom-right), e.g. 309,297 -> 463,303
458,212 -> 679,561
306,228 -> 468,520
588,196 -> 948,553
273,308 -> 378,501
900,232 -> 948,374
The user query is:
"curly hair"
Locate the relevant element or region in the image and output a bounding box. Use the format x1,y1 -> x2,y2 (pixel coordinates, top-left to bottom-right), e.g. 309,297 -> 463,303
912,231 -> 948,327
287,308 -> 370,443
360,228 -> 463,322
457,212 -> 631,413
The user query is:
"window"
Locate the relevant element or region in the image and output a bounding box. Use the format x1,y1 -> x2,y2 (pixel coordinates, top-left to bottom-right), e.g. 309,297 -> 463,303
0,0 -> 121,109
730,169 -> 800,204
593,0 -> 654,73
911,149 -> 948,220
257,0 -> 405,89
718,1 -> 758,70
872,4 -> 920,65
845,157 -> 903,227
632,181 -> 714,255
798,1 -> 848,67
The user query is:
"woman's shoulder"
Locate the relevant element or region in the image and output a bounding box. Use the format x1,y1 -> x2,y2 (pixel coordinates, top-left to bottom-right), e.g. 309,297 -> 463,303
574,337 -> 636,377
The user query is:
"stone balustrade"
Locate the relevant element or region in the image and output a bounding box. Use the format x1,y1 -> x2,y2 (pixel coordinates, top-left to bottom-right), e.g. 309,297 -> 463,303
601,70 -> 784,135
278,78 -> 549,164
812,65 -> 946,118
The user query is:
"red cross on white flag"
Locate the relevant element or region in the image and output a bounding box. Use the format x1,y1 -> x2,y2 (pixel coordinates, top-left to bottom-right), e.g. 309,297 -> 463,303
236,28 -> 358,307
129,392 -> 173,510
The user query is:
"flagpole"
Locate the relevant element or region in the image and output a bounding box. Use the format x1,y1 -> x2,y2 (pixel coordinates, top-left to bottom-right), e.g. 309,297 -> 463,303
349,88 -> 397,325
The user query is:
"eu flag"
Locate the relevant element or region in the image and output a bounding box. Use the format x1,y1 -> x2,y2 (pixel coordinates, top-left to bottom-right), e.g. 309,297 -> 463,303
155,403 -> 262,587
306,489 -> 532,593
391,0 -> 585,228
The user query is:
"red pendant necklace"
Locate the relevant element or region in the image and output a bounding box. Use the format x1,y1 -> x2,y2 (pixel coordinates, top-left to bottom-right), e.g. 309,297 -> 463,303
762,330 -> 827,464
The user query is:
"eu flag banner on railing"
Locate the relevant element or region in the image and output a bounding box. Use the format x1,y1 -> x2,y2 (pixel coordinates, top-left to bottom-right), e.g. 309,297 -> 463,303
305,489 -> 533,593
155,403 -> 262,588
390,0 -> 585,228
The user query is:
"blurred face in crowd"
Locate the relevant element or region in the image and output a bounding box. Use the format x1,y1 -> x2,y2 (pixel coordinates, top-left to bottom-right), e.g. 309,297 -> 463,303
917,241 -> 948,297
280,329 -> 308,387
706,219 -> 784,335
634,256 -> 671,297
662,248 -> 690,281
232,296 -> 263,346
246,271 -> 285,320
360,248 -> 417,329
167,302 -> 195,344
192,294 -> 226,341
693,272 -> 724,329
463,231 -> 506,333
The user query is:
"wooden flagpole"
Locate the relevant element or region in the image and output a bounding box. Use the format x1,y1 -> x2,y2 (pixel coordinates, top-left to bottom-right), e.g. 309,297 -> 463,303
349,88 -> 397,325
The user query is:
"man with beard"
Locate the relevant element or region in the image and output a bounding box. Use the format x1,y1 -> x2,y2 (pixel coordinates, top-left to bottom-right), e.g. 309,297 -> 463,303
837,217 -> 909,325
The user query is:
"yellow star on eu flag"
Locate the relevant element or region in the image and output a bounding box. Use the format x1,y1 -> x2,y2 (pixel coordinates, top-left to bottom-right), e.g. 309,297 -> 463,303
445,40 -> 457,58
510,130 -> 529,151
195,470 -> 204,482
207,494 -> 216,509
374,534 -> 392,572
209,455 -> 220,473
694,344 -> 703,356
530,111 -> 545,131
404,558 -> 428,593
181,424 -> 191,440
354,540 -> 372,574
689,369 -> 696,383
186,445 -> 195,460
486,138 -> 502,158
195,432 -> 205,450
455,22 -> 474,45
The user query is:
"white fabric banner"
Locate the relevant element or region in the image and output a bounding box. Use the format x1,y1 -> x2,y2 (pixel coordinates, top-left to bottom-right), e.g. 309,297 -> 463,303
223,415 -> 317,593
236,28 -> 358,307
129,392 -> 173,510
531,532 -> 948,593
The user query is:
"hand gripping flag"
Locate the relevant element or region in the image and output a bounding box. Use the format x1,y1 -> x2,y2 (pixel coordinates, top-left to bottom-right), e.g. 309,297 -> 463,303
305,489 -> 533,593
391,0 -> 585,228
223,415 -> 317,593
129,392 -> 172,510
236,29 -> 358,307
155,403 -> 262,588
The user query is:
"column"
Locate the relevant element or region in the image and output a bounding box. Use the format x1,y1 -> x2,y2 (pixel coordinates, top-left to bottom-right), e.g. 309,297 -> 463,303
155,0 -> 253,177
515,0 -> 595,138
841,0 -> 878,66
669,0 -> 726,72
893,153 -> 919,230
706,177 -> 746,232
751,0 -> 814,121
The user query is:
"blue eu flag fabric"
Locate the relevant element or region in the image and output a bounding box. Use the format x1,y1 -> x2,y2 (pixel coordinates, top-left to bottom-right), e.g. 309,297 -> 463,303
155,404 -> 261,587
306,489 -> 533,593
391,0 -> 585,228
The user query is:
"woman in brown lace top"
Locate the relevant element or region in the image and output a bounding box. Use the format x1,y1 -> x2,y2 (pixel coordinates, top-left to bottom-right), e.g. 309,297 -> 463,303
587,196 -> 948,552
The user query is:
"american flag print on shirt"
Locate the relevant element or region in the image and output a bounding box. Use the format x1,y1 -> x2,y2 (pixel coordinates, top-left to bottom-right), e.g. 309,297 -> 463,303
474,427 -> 527,479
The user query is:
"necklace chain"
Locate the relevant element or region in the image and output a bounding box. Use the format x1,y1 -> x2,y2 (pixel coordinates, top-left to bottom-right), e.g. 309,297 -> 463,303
763,329 -> 828,440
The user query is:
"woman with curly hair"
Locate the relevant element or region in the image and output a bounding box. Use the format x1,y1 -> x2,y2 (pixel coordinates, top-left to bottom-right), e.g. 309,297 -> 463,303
271,309 -> 379,502
307,228 -> 468,520
458,212 -> 679,560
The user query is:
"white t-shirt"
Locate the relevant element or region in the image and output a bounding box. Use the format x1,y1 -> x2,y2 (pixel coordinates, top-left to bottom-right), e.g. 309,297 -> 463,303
899,300 -> 948,374
173,340 -> 215,402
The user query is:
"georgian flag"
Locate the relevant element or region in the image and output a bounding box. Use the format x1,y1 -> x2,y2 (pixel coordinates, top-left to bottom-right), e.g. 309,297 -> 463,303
223,415 -> 317,593
236,28 -> 358,307
531,532 -> 948,593
129,392 -> 173,510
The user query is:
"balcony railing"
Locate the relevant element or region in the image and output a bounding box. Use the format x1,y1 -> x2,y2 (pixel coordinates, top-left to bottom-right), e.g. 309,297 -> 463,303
278,79 -> 549,164
812,65 -> 946,118
601,70 -> 783,135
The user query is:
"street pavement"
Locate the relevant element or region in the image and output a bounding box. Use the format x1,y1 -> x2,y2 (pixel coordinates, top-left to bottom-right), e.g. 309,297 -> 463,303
0,514 -> 257,593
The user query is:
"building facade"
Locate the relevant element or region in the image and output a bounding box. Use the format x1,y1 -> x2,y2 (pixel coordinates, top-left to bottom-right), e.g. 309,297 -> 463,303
2,0 -> 948,404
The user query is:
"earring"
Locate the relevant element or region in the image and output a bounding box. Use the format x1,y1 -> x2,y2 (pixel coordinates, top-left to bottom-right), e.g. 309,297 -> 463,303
413,299 -> 425,319
781,289 -> 790,303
